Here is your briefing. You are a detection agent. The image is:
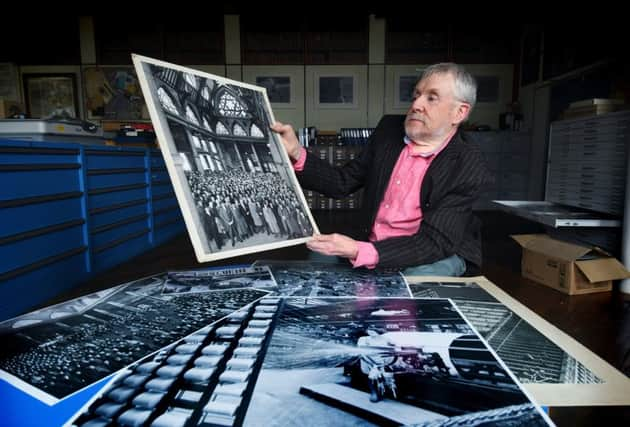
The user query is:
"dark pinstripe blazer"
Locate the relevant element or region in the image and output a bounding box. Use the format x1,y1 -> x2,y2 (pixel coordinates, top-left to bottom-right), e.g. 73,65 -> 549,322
297,115 -> 494,270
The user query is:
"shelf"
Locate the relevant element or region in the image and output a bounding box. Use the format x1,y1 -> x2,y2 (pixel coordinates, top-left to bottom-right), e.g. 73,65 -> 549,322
492,200 -> 622,228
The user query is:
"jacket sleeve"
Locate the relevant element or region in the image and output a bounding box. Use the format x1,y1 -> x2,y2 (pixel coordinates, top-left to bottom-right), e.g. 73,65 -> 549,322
372,149 -> 493,268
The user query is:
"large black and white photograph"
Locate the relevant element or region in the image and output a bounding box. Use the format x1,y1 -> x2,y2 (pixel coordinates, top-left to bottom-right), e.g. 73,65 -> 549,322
409,280 -> 602,386
163,265 -> 277,295
246,297 -> 552,426
65,297 -> 553,427
406,276 -> 630,406
0,273 -> 268,404
254,260 -> 411,297
132,55 -> 317,263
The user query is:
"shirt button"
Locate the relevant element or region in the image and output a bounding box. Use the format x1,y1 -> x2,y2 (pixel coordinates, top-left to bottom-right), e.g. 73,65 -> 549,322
385,204 -> 390,208
396,180 -> 400,185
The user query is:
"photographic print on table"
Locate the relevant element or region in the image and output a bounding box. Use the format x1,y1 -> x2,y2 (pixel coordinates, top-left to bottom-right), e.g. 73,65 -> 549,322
163,265 -> 277,295
133,55 -> 317,263
404,276 -> 630,407
64,297 -> 553,427
408,280 -> 602,385
0,273 -> 268,404
253,260 -> 412,297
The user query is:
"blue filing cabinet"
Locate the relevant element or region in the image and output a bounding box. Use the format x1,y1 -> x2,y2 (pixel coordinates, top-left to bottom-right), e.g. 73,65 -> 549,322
0,139 -> 185,320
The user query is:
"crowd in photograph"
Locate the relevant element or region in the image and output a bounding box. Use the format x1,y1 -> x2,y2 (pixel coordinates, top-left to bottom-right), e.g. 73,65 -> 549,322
0,288 -> 262,398
187,169 -> 313,250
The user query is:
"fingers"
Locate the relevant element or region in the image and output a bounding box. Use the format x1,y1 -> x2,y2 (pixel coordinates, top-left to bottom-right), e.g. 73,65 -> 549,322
270,121 -> 292,135
306,233 -> 354,258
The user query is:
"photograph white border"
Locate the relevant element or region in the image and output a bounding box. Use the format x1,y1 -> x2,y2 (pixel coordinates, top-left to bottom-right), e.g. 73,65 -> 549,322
132,54 -> 319,263
406,275 -> 630,406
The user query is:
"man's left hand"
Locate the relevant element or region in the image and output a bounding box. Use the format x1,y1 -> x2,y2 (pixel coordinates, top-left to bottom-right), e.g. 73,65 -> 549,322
306,233 -> 359,259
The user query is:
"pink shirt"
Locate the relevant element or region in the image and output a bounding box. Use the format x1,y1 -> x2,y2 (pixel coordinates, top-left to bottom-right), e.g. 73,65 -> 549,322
293,130 -> 454,269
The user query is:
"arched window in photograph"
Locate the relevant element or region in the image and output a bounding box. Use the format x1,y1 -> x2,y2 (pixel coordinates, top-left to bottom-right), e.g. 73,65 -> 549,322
190,134 -> 201,149
216,121 -> 229,135
202,117 -> 212,132
209,140 -> 218,153
233,123 -> 247,136
158,87 -> 178,115
184,73 -> 198,89
217,91 -> 248,117
199,155 -> 209,170
250,124 -> 264,138
205,154 -> 215,171
201,86 -> 210,101
179,153 -> 192,172
185,105 -> 199,126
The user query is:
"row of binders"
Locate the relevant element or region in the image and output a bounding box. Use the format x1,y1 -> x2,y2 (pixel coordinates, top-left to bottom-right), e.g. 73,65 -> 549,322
297,127 -> 375,147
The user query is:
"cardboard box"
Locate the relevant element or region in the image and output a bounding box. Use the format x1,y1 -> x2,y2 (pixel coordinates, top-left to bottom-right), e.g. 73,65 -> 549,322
512,234 -> 630,295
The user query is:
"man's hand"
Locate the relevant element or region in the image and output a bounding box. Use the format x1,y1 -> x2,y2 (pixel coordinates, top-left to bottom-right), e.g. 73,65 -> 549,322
270,121 -> 301,161
306,233 -> 359,260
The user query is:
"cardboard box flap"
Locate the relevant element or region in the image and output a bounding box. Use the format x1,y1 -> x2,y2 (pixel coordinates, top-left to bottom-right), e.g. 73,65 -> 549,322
575,258 -> 630,283
511,234 -> 591,261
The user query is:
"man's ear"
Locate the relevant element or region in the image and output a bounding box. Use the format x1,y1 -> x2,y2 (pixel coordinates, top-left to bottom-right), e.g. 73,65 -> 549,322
453,102 -> 471,125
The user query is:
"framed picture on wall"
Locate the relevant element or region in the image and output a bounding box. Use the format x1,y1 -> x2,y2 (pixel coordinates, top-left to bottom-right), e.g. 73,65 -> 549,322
133,54 -> 318,263
255,76 -> 290,104
22,73 -> 79,119
315,75 -> 357,109
83,66 -> 148,120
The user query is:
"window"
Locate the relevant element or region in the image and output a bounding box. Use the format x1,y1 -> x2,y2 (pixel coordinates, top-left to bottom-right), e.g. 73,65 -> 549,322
233,123 -> 247,136
218,92 -> 248,117
184,73 -> 198,89
158,87 -> 178,114
185,105 -> 199,125
202,117 -> 212,131
179,152 -> 192,171
216,121 -> 229,135
190,134 -> 201,149
201,86 -> 210,101
250,124 -> 264,138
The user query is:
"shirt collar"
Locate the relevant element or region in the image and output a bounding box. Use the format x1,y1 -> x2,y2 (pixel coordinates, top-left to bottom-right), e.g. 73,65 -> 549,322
404,128 -> 456,158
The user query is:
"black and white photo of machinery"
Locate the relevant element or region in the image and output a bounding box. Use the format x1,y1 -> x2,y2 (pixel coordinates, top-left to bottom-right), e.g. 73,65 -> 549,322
408,281 -> 601,385
163,265 -> 278,295
133,55 -> 317,263
65,297 -> 553,427
0,273 -> 268,404
253,260 -> 411,297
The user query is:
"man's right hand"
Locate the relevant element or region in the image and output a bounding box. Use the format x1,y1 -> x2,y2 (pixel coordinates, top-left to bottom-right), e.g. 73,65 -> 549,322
270,122 -> 301,161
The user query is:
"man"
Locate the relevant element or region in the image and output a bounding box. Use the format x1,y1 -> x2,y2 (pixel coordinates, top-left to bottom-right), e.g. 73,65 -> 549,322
272,63 -> 493,276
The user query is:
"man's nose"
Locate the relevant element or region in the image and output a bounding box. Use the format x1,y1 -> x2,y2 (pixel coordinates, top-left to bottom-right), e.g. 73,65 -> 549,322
410,96 -> 424,111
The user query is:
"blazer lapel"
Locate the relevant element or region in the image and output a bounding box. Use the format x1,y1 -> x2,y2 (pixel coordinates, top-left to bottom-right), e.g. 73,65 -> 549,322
368,124 -> 406,226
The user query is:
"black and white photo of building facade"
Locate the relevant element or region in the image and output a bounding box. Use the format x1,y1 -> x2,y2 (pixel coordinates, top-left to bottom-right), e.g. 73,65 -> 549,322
133,55 -> 316,262
409,281 -> 602,384
0,273 -> 268,403
254,260 -> 411,297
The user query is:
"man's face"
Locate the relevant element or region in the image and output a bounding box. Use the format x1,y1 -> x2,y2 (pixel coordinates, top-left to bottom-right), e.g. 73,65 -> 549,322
404,72 -> 467,142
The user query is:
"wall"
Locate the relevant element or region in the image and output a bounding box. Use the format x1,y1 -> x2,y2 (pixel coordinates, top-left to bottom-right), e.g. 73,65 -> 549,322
7,16 -> 515,133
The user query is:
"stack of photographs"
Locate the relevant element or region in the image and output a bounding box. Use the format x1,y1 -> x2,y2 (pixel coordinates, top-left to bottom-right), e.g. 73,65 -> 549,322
65,297 -> 553,427
3,264 -> 628,426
